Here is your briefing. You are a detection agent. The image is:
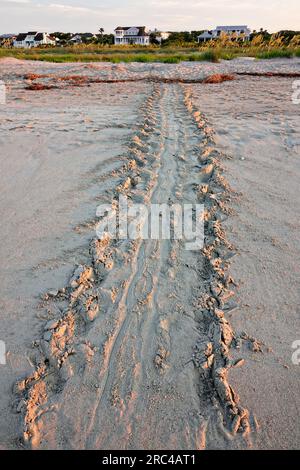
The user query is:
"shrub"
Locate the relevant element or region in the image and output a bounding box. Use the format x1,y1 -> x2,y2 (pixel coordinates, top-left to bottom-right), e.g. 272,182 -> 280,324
256,49 -> 294,59
200,50 -> 220,62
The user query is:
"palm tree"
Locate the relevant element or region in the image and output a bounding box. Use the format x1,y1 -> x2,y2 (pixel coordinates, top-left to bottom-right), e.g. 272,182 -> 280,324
98,28 -> 104,44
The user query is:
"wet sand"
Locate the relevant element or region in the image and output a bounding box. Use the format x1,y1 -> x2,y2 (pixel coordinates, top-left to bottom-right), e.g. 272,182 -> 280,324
0,58 -> 299,449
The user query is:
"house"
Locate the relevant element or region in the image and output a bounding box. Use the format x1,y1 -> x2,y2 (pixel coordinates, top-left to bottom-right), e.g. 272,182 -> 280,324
215,25 -> 251,40
69,33 -> 96,44
197,31 -> 214,42
114,27 -> 150,45
13,32 -> 56,48
149,29 -> 171,44
198,25 -> 251,42
34,32 -> 56,46
13,32 -> 30,48
160,32 -> 171,41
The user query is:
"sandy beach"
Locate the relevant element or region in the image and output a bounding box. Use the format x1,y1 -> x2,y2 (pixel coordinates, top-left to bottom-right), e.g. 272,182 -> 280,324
0,57 -> 299,450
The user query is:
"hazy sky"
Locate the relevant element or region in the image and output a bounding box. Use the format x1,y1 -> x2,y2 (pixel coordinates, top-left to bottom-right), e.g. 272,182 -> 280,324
0,0 -> 299,34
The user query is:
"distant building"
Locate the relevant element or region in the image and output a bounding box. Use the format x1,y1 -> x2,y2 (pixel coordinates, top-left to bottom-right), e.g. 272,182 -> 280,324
114,27 -> 150,45
149,29 -> 171,44
13,32 -> 56,48
215,25 -> 251,40
197,31 -> 214,42
198,25 -> 251,42
69,33 -> 96,44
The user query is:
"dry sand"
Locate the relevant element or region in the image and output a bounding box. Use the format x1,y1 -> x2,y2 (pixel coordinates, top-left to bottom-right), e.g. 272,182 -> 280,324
0,58 -> 299,450
191,75 -> 300,449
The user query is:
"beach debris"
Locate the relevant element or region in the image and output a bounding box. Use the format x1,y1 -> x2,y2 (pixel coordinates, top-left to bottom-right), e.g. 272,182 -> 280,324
25,83 -> 57,91
203,74 -> 236,84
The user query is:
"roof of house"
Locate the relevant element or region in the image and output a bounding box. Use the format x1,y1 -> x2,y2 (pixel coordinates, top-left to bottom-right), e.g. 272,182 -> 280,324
28,31 -> 38,36
216,25 -> 249,31
115,26 -> 149,36
15,33 -> 27,41
34,33 -> 44,41
198,31 -> 213,38
15,31 -> 55,42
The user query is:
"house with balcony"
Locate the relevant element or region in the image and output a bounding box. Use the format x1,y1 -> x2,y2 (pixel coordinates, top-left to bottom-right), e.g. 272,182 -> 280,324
13,32 -> 56,48
198,25 -> 251,42
114,27 -> 150,45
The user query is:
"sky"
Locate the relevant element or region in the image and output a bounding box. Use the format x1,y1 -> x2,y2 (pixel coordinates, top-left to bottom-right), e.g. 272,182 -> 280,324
0,0 -> 299,34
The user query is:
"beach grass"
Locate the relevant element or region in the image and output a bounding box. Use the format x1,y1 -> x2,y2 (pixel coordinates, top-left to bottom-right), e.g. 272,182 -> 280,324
255,49 -> 294,59
0,45 -> 299,63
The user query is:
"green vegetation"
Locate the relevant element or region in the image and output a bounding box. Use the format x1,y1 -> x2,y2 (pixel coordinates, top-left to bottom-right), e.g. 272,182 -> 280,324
256,49 -> 294,59
0,47 -> 219,63
162,31 -> 205,46
0,31 -> 300,64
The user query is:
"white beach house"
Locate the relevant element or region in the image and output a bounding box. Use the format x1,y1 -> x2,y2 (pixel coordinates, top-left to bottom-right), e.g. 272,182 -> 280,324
149,29 -> 171,44
114,27 -> 150,45
198,25 -> 251,42
13,32 -> 56,48
70,33 -> 97,45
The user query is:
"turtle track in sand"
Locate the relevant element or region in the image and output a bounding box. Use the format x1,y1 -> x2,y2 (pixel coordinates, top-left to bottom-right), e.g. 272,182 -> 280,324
14,82 -> 254,450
